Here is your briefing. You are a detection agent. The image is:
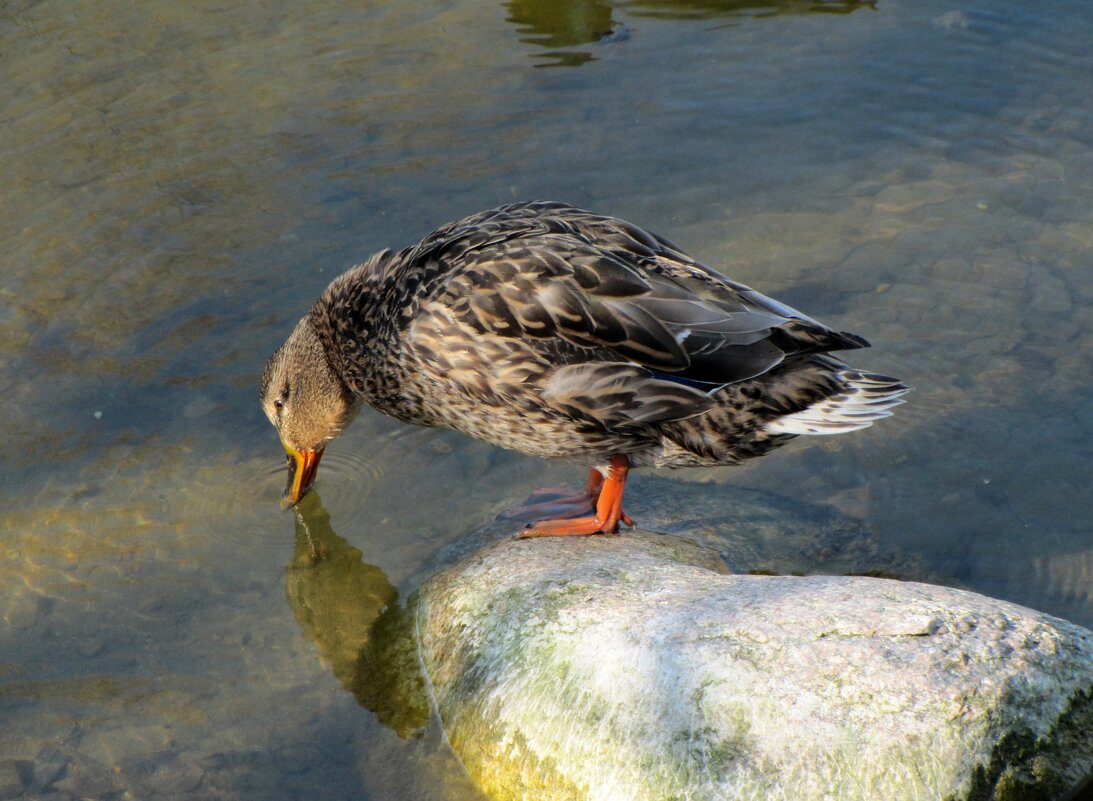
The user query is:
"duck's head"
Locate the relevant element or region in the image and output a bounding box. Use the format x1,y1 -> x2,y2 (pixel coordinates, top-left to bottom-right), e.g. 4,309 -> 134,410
261,316 -> 357,505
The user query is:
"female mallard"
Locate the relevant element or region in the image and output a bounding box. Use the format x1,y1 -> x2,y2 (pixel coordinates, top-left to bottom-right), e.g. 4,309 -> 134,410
261,201 -> 907,536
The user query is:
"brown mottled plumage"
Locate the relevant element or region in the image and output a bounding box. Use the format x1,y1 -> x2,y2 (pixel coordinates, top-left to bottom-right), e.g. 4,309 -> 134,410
261,201 -> 907,534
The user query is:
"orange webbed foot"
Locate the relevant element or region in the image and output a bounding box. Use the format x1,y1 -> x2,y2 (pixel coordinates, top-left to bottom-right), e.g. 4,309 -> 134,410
517,456 -> 633,538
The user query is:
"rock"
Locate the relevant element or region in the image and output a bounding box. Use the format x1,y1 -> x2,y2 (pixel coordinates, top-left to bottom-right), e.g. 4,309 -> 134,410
414,531 -> 1093,801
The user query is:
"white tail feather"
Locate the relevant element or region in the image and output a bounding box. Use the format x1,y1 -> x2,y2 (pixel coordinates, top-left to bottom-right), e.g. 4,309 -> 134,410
765,371 -> 909,436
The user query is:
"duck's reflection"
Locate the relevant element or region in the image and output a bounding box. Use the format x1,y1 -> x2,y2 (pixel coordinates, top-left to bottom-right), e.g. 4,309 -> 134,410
286,492 -> 429,738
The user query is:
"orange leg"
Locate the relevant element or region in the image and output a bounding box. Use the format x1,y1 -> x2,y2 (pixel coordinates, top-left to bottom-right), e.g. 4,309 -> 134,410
584,467 -> 634,527
519,455 -> 633,538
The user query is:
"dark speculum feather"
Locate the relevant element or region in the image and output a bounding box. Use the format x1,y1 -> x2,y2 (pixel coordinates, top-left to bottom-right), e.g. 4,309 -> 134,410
681,337 -> 787,385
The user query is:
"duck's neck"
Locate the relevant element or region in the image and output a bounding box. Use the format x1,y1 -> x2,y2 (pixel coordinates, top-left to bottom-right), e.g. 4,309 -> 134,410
308,248 -> 412,411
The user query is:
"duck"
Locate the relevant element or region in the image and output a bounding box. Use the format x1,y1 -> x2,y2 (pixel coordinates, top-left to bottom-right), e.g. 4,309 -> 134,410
260,201 -> 907,536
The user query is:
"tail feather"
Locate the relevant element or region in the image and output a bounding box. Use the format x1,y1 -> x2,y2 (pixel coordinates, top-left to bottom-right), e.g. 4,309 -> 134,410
764,370 -> 910,436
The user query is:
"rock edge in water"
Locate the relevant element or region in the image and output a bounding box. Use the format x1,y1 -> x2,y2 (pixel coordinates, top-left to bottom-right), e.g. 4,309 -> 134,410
415,530 -> 1093,801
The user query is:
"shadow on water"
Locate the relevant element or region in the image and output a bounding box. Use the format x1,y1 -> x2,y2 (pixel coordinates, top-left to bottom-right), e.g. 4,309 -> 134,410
506,0 -> 876,66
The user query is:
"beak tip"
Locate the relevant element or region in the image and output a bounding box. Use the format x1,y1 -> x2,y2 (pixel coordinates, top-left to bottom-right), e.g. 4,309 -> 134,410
281,445 -> 324,507
280,484 -> 311,509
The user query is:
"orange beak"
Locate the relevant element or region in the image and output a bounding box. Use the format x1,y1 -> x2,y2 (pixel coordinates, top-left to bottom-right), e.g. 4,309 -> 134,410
282,443 -> 324,506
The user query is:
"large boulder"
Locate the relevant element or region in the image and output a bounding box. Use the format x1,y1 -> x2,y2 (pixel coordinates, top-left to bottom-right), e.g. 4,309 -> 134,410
414,531 -> 1093,801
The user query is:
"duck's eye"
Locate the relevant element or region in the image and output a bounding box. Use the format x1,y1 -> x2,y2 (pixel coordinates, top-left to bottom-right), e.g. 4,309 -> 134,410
274,384 -> 290,414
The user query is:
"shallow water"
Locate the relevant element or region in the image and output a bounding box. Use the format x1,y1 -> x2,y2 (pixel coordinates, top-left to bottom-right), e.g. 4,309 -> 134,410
1,0 -> 1091,797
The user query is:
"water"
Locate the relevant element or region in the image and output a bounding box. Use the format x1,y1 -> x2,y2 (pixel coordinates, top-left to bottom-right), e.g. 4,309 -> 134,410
1,0 -> 1091,797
